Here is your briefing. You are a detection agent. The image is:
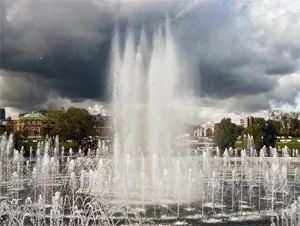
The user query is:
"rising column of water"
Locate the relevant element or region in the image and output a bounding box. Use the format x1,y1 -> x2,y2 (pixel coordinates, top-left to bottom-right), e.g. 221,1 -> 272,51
0,134 -> 5,199
271,149 -> 279,212
111,27 -> 121,192
54,135 -> 59,159
147,19 -> 180,158
111,20 -> 181,202
111,28 -> 146,199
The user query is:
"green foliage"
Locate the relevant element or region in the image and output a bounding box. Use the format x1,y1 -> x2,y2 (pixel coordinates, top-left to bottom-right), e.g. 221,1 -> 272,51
263,119 -> 279,148
295,129 -> 300,137
269,110 -> 300,136
290,118 -> 300,131
243,123 -> 263,150
242,118 -> 278,150
47,107 -> 95,148
0,117 -> 14,135
14,128 -> 29,150
235,125 -> 244,136
46,108 -> 67,138
213,118 -> 239,151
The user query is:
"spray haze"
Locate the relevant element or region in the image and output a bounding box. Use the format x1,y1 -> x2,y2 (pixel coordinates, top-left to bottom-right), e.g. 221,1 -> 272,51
111,20 -> 187,158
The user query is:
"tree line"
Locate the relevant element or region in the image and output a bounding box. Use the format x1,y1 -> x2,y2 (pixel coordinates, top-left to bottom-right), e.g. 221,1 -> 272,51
46,107 -> 96,147
213,112 -> 300,153
0,107 -> 97,149
268,110 -> 300,137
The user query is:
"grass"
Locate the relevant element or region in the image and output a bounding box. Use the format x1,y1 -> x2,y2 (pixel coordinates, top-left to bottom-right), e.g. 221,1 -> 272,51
18,139 -> 77,152
235,140 -> 243,149
235,137 -> 300,150
276,137 -> 300,150
17,136 -> 300,152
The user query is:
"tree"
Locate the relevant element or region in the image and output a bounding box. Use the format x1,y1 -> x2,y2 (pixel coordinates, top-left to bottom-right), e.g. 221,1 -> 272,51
2,117 -> 14,134
14,128 -> 29,150
295,128 -> 300,137
46,107 -> 67,138
262,120 -> 278,148
64,107 -> 95,148
269,110 -> 300,136
213,118 -> 239,152
243,123 -> 263,150
243,118 -> 278,151
235,125 -> 244,137
291,118 -> 300,136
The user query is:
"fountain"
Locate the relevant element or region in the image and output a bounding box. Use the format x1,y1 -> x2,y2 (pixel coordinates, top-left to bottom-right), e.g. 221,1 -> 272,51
0,21 -> 300,225
1,134 -> 300,225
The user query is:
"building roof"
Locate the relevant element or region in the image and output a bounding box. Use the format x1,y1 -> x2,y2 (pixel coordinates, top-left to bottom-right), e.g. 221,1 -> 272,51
21,112 -> 46,119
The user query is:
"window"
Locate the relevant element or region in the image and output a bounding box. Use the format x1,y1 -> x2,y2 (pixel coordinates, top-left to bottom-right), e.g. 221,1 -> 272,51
36,120 -> 40,125
32,127 -> 35,130
36,127 -> 40,131
32,120 -> 35,124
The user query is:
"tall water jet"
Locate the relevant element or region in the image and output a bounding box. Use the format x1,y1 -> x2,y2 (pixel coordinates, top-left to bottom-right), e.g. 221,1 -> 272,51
111,20 -> 182,202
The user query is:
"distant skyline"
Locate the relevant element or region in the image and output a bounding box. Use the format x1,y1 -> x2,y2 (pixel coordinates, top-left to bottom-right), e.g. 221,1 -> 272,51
1,0 -> 300,124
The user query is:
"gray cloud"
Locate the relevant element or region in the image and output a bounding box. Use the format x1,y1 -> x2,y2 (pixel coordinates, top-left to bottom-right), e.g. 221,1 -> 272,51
1,0 -> 300,120
1,0 -> 181,108
264,64 -> 296,75
0,71 -> 49,109
198,66 -> 275,99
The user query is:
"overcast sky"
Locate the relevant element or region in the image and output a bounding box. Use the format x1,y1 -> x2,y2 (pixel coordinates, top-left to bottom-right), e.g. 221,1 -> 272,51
1,0 -> 300,124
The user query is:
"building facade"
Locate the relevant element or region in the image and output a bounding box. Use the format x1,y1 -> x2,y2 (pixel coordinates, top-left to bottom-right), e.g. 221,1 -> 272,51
94,115 -> 113,138
240,116 -> 256,128
14,112 -> 54,138
194,123 -> 215,138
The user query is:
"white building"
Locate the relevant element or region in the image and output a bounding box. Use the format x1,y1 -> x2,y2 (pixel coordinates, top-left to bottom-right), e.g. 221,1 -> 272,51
194,123 -> 215,138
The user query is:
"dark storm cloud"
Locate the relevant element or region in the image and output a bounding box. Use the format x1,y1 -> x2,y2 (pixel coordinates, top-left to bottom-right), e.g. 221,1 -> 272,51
0,0 -> 181,111
1,0 -> 300,115
0,71 -> 49,109
1,0 -> 115,103
198,66 -> 274,99
264,64 -> 296,75
173,1 -> 300,108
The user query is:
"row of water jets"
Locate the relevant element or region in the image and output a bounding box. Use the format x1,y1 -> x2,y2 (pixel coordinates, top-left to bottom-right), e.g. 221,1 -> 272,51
0,133 -> 300,225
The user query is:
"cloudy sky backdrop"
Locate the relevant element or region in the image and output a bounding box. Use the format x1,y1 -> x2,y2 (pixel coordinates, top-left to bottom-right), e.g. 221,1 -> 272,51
1,0 -> 300,124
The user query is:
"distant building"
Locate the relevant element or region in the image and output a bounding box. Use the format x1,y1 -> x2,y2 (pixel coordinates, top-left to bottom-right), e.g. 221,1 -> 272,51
194,123 -> 215,138
240,118 -> 245,128
240,116 -> 256,128
94,115 -> 113,127
19,113 -> 26,118
19,109 -> 47,118
248,116 -> 255,126
14,112 -> 54,138
0,108 -> 5,120
94,115 -> 113,138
